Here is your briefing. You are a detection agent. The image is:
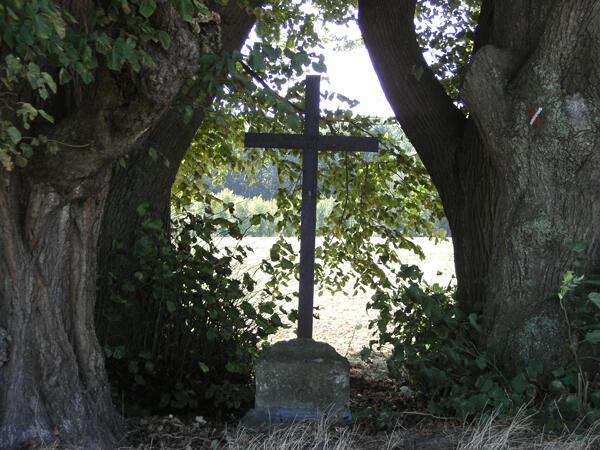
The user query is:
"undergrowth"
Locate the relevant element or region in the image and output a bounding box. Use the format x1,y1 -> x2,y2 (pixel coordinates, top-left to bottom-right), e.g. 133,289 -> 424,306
97,208 -> 287,416
367,241 -> 600,431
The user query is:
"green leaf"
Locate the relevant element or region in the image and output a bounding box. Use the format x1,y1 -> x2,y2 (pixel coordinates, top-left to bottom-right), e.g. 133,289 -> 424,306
468,313 -> 482,333
33,14 -> 52,39
128,361 -> 139,373
585,330 -> 600,344
269,245 -> 280,261
311,60 -> 327,73
148,147 -> 158,161
139,0 -> 157,18
526,360 -> 543,378
198,362 -> 209,373
58,68 -> 72,85
411,64 -> 424,81
183,105 -> 193,124
159,393 -> 171,408
249,214 -> 261,226
174,0 -> 194,21
589,292 -> 600,309
286,113 -> 301,130
166,300 -> 176,313
137,202 -> 149,216
571,240 -> 587,253
158,31 -> 171,50
15,155 -> 27,167
41,73 -> 57,93
38,109 -> 54,124
6,127 -> 22,144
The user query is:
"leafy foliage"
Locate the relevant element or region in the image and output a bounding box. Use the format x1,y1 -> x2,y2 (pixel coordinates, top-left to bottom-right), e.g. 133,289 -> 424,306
0,0 -> 212,169
367,266 -> 539,420
190,188 -> 335,237
367,241 -> 600,430
98,208 -> 285,415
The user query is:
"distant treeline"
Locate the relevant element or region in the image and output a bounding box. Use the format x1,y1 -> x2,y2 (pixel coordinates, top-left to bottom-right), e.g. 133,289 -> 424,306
191,189 -> 334,237
204,159 -> 451,237
205,160 -> 280,200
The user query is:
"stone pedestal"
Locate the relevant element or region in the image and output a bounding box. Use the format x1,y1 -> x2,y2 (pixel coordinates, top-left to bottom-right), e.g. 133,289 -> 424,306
242,339 -> 351,428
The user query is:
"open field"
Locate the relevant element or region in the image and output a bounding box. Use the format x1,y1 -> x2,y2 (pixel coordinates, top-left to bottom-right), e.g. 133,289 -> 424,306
218,236 -> 455,356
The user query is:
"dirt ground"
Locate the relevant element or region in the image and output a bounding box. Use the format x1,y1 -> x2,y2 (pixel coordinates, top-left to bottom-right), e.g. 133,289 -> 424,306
218,236 -> 455,356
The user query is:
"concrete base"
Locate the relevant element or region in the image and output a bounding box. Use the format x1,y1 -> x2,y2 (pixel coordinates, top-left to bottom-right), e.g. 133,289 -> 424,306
242,339 -> 351,429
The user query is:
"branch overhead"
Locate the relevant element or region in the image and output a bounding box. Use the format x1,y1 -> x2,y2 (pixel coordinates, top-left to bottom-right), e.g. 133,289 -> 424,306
357,0 -> 465,199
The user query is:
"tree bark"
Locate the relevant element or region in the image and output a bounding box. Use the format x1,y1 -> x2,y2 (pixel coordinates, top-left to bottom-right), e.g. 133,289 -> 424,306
0,0 -> 234,446
358,0 -> 600,372
0,170 -> 122,449
96,0 -> 264,344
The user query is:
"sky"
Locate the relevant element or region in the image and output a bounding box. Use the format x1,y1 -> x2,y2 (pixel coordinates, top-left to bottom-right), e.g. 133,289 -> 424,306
320,43 -> 395,118
243,11 -> 395,119
317,20 -> 395,118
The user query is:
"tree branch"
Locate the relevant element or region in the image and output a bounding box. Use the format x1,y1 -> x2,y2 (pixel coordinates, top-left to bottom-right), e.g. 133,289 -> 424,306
357,0 -> 466,200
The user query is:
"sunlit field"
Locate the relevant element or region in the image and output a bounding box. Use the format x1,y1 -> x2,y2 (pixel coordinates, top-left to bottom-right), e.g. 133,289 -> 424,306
217,236 -> 455,355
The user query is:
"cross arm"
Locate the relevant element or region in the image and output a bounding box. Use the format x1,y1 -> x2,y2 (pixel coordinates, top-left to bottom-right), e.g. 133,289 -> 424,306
245,133 -> 378,153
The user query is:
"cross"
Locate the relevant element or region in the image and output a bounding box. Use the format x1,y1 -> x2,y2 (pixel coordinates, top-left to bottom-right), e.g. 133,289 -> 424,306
244,75 -> 378,339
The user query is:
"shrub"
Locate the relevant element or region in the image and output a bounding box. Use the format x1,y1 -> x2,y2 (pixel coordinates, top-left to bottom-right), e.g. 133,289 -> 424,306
98,209 -> 285,416
367,248 -> 600,430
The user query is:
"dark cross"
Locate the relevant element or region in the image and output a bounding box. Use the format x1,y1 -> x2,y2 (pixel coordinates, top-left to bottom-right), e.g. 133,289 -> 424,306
244,75 -> 378,339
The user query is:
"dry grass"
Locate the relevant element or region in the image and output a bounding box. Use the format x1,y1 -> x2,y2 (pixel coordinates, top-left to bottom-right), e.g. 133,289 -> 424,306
35,411 -> 600,449
223,410 -> 600,450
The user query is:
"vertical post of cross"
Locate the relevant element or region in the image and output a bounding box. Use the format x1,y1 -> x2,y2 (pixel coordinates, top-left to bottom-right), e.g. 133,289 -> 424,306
244,75 -> 378,341
298,75 -> 320,339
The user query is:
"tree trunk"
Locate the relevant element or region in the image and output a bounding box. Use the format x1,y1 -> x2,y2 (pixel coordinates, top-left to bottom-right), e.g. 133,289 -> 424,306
1,0 -> 231,445
358,0 -> 600,373
0,170 -> 121,448
96,0 -> 264,343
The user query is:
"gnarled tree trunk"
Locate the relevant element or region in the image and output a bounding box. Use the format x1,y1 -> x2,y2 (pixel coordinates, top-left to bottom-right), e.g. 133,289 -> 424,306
0,170 -> 121,448
358,0 -> 600,372
0,0 -> 231,446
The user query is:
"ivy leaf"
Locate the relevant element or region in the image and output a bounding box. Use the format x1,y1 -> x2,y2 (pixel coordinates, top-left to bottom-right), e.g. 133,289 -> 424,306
139,0 -> 157,18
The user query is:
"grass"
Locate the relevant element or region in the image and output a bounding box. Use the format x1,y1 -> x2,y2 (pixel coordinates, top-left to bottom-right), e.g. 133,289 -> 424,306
113,408 -> 600,449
